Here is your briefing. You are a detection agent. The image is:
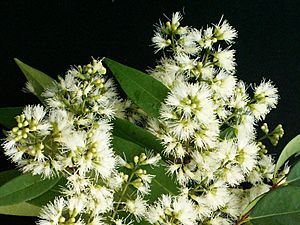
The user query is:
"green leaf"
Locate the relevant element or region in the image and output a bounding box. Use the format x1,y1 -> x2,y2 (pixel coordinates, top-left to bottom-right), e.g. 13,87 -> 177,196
113,117 -> 163,154
287,160 -> 300,186
104,58 -> 169,118
0,202 -> 40,216
249,186 -> 300,225
219,126 -> 236,139
0,107 -> 23,129
274,134 -> 300,177
0,173 -> 60,206
112,136 -> 179,202
14,58 -> 55,102
28,177 -> 67,207
240,193 -> 265,218
0,170 -> 21,186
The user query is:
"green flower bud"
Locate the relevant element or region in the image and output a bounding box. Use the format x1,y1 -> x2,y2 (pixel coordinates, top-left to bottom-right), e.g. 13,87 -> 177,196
134,155 -> 139,164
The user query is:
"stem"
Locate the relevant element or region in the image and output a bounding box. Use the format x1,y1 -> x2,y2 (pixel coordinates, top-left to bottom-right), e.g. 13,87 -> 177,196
170,34 -> 176,53
27,133 -> 53,152
271,175 -> 286,189
203,49 -> 210,65
235,209 -> 252,225
222,112 -> 237,126
111,170 -> 136,220
257,134 -> 269,142
236,176 -> 286,225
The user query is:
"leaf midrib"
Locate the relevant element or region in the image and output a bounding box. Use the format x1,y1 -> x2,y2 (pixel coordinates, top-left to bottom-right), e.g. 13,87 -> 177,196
0,176 -> 60,205
114,66 -> 165,104
250,209 -> 300,220
288,176 -> 300,185
152,177 -> 175,195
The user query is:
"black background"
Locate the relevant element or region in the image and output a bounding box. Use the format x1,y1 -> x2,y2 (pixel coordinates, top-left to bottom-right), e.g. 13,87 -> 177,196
0,0 -> 300,224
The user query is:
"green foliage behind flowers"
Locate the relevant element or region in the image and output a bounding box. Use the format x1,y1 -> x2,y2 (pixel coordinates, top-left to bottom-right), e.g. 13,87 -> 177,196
0,11 -> 299,225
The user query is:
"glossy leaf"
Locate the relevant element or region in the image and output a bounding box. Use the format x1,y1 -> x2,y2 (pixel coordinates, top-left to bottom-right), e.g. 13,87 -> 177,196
0,170 -> 21,186
0,202 -> 40,216
14,58 -> 54,102
249,186 -> 300,225
0,107 -> 23,129
104,58 -> 169,118
219,126 -> 236,139
112,136 -> 179,202
274,134 -> 300,177
0,173 -> 60,206
28,177 -> 67,207
240,193 -> 265,218
287,160 -> 300,186
113,117 -> 163,154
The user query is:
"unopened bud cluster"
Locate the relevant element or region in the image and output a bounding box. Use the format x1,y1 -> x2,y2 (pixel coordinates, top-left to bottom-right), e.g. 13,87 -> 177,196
261,123 -> 284,146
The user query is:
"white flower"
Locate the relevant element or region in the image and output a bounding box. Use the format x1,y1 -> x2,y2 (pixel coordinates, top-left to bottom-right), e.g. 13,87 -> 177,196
142,153 -> 161,166
146,204 -> 164,224
258,155 -> 275,180
125,195 -> 147,220
255,80 -> 278,107
250,103 -> 269,120
152,32 -> 170,52
221,165 -> 245,186
49,109 -> 73,133
209,216 -> 231,225
171,11 -> 182,26
92,59 -> 106,74
38,197 -> 65,225
230,81 -> 249,109
194,120 -> 219,149
24,81 -> 36,94
246,168 -> 263,184
159,194 -> 172,208
60,73 -> 76,91
236,137 -> 259,173
211,71 -> 237,99
58,130 -> 86,151
177,33 -> 199,55
161,134 -> 186,157
250,80 -> 278,120
201,27 -> 214,49
216,140 -> 237,162
235,114 -> 256,141
106,172 -> 124,190
175,53 -> 197,72
215,19 -> 238,44
67,195 -> 86,215
190,28 -> 203,44
173,195 -> 198,225
87,215 -> 105,225
201,65 -> 215,80
164,81 -> 215,125
191,151 -> 219,183
214,48 -> 236,72
66,174 -> 91,194
203,182 -> 230,210
88,185 -> 114,214
91,148 -> 116,179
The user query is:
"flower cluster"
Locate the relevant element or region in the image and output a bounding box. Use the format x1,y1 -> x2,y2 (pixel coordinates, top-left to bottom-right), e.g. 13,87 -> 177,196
1,12 -> 286,225
3,59 -> 160,225
148,12 -> 284,224
4,59 -> 119,178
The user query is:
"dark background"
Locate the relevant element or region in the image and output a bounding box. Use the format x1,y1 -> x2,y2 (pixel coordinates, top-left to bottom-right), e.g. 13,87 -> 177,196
0,0 -> 299,224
